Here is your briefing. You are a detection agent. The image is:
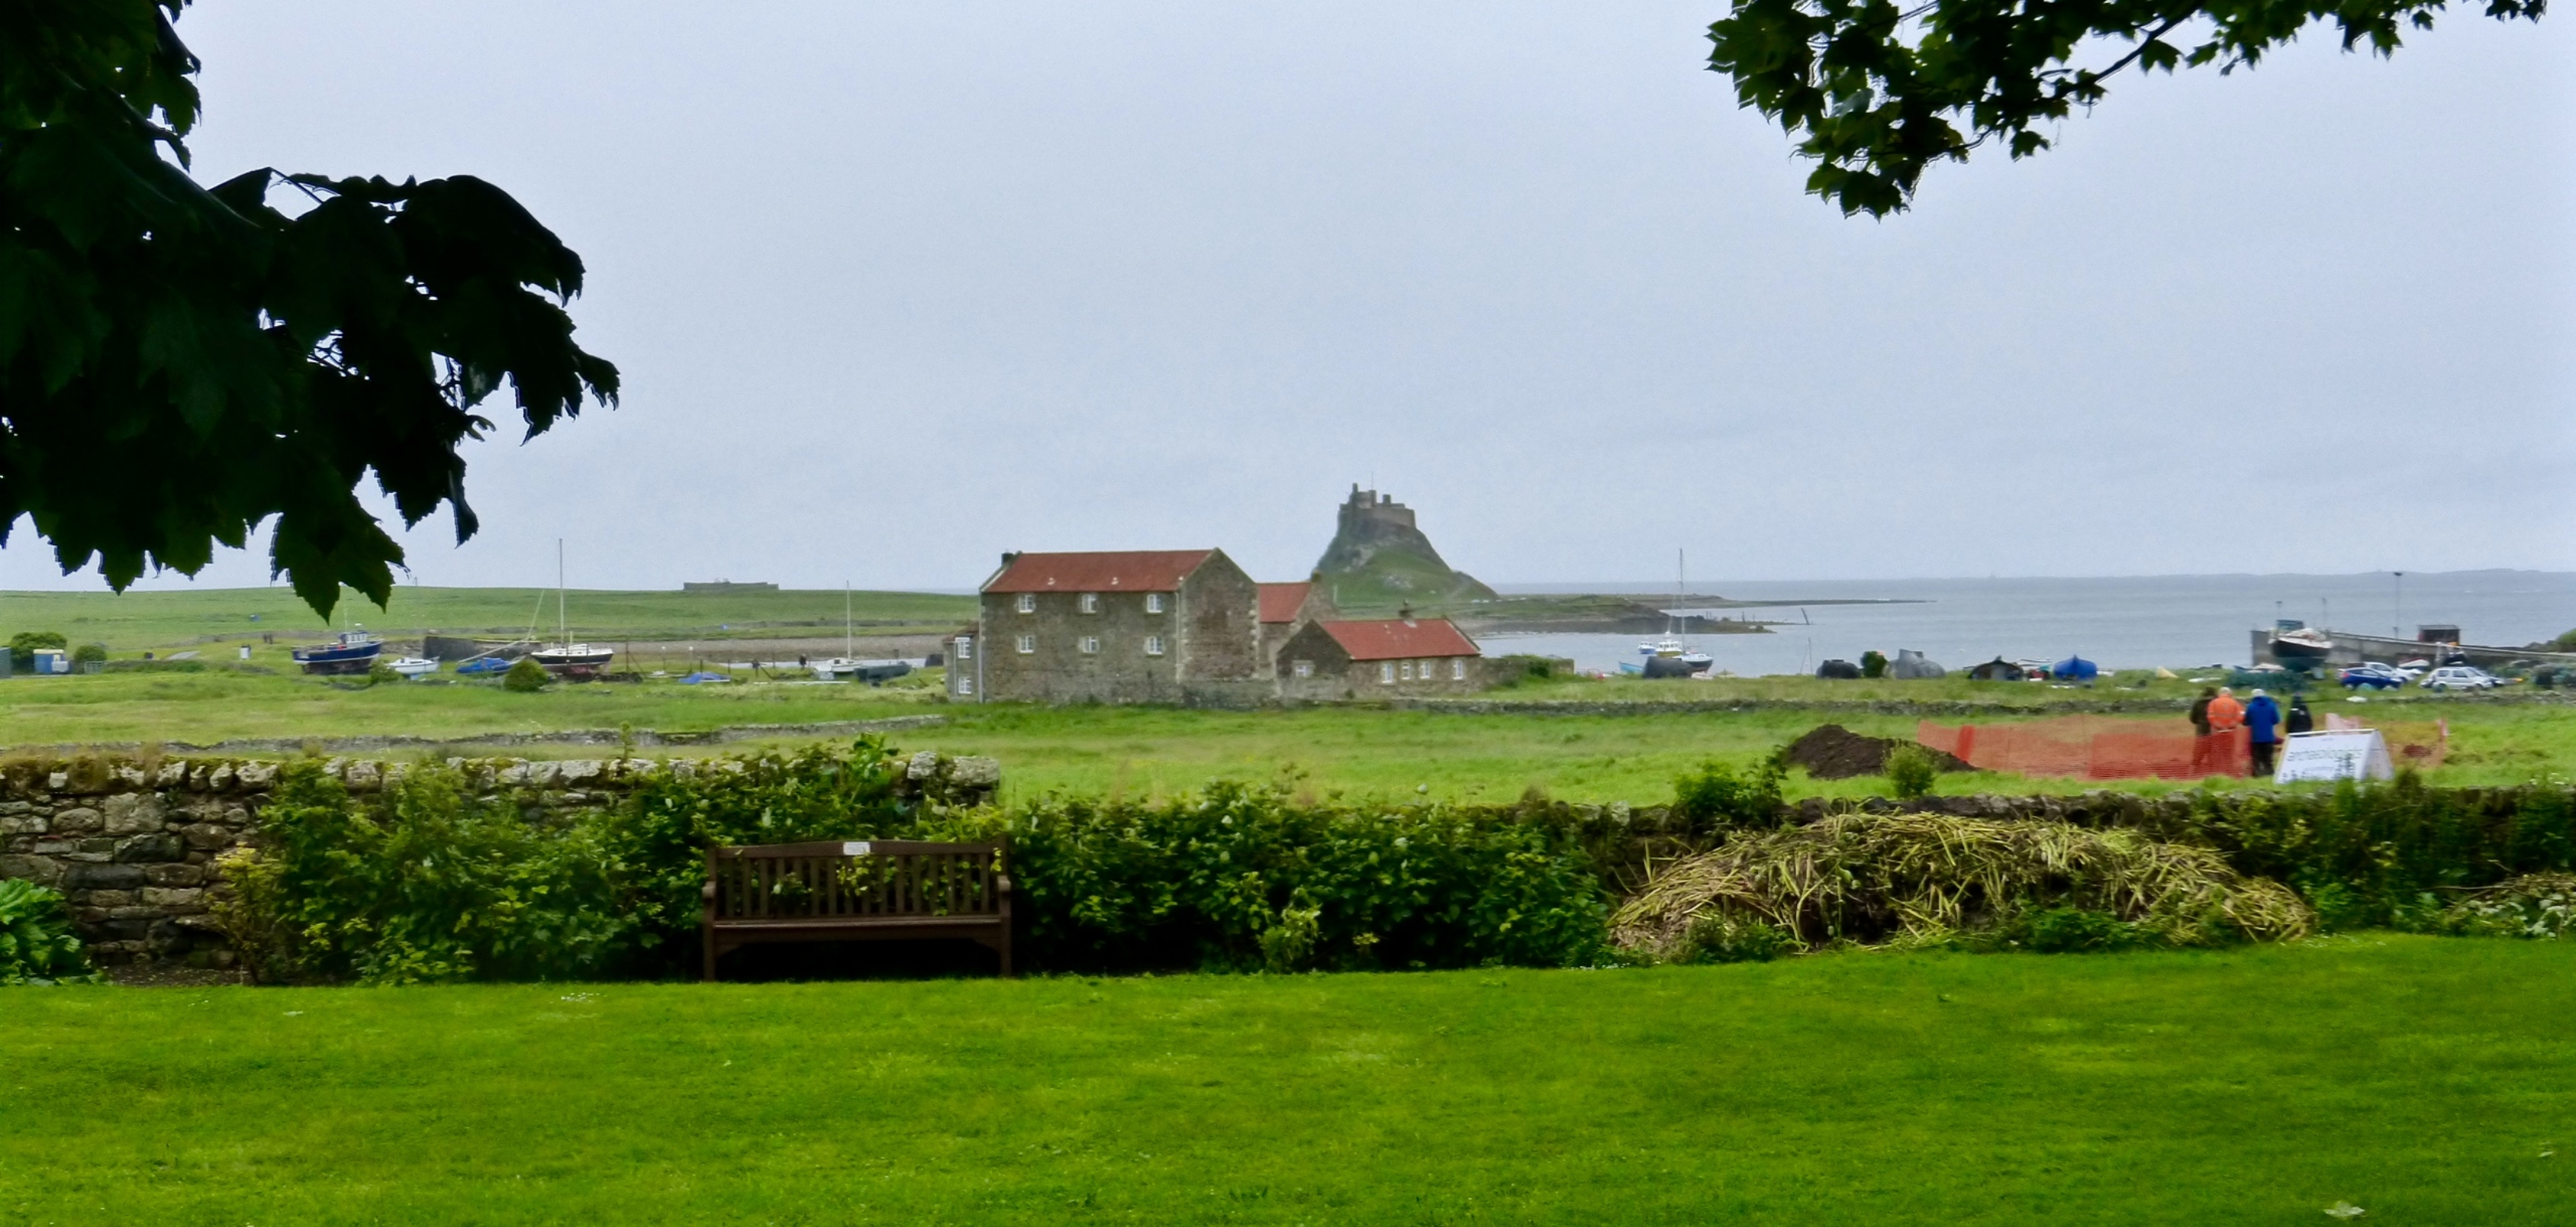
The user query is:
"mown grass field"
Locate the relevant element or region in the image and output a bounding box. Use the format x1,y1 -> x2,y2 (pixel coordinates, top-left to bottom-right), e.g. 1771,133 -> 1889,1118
3,937 -> 2570,1225
4,666 -> 2574,803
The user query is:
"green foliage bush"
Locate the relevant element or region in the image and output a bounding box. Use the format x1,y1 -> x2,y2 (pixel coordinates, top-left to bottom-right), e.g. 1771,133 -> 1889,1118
1859,650 -> 1888,679
1681,913 -> 1794,963
215,740 -> 1605,982
8,630 -> 64,669
1671,758 -> 1786,831
1884,743 -> 1939,801
2166,775 -> 2576,932
955,783 -> 1608,974
501,657 -> 550,692
70,643 -> 107,666
0,880 -> 97,985
222,740 -> 920,984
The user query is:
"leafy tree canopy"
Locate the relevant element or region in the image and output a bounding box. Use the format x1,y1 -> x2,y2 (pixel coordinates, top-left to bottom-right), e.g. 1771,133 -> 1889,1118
0,0 -> 617,616
1706,0 -> 2548,215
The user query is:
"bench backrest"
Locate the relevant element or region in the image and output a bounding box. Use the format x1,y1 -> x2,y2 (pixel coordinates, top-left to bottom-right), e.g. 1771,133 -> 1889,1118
706,840 -> 1005,922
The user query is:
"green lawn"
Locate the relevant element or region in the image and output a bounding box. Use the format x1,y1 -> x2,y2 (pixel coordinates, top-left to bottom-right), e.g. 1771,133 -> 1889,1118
3,937 -> 2569,1224
4,668 -> 2572,804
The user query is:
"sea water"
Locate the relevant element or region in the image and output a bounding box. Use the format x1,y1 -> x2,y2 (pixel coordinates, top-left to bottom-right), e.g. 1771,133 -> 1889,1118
1478,571 -> 2576,677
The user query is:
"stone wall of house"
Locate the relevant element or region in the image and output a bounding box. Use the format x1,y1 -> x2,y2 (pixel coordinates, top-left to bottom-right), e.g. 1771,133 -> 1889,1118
0,751 -> 999,969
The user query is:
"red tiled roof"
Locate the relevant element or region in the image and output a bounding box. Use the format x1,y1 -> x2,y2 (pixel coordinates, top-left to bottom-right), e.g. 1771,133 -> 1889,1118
984,550 -> 1214,594
1257,582 -> 1313,624
1319,618 -> 1479,661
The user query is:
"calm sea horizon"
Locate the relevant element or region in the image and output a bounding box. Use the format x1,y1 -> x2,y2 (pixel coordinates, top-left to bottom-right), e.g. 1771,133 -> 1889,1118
1478,571 -> 2576,676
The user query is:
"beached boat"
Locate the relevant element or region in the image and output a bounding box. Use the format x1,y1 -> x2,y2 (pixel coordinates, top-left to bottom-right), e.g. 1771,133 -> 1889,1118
2270,623 -> 2335,662
385,656 -> 440,679
531,643 -> 614,679
531,541 -> 613,679
293,631 -> 383,676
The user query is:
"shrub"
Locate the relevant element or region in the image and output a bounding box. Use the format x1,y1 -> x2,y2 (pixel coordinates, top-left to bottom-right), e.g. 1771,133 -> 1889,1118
2437,872 -> 2576,939
1884,743 -> 1939,801
0,880 -> 97,985
1671,758 -> 1786,831
2017,906 -> 2138,953
70,643 -> 107,666
366,658 -> 402,686
220,739 -> 922,984
956,782 -> 1609,973
501,657 -> 550,692
8,630 -> 64,670
1859,650 -> 1888,679
1681,913 -> 1794,962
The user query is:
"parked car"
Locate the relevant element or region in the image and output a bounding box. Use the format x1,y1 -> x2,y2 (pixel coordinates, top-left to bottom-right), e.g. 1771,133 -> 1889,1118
2339,664 -> 2407,690
2420,666 -> 2502,692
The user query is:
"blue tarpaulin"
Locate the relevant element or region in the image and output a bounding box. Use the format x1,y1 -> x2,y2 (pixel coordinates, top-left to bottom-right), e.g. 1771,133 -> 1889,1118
678,671 -> 733,684
2051,655 -> 2098,681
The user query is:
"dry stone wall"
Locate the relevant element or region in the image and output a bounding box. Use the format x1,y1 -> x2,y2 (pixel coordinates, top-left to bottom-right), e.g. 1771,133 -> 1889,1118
0,751 -> 999,970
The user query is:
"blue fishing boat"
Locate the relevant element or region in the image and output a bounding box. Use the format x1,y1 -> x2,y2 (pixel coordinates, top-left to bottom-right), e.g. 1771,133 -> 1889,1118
293,631 -> 383,676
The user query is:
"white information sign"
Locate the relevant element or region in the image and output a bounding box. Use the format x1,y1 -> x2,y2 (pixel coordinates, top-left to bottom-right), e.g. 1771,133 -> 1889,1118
2275,730 -> 2394,783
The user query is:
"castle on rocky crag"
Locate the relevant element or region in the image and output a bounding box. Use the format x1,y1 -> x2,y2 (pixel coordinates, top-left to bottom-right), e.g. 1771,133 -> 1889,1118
1311,485 -> 1495,612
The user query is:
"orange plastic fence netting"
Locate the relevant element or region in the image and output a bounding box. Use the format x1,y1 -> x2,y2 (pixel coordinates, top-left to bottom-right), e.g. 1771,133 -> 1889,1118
1918,717 -> 2243,780
1917,715 -> 2447,781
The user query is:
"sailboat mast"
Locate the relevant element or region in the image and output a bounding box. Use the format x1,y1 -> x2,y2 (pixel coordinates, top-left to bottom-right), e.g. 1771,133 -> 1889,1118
844,582 -> 853,658
556,539 -> 566,646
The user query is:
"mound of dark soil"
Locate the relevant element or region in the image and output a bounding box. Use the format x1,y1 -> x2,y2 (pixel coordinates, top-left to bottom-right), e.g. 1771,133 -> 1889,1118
1783,724 -> 1972,780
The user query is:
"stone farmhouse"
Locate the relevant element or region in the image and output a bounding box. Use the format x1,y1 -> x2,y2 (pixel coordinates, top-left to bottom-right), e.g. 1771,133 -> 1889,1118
947,550 -> 1266,704
1273,614 -> 1489,702
945,550 -> 1490,705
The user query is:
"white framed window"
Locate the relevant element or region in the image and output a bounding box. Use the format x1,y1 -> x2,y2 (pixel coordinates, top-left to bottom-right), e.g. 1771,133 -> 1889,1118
1400,662 -> 1414,680
955,637 -> 973,660
1080,636 -> 1101,654
1017,635 -> 1036,654
1079,593 -> 1099,614
1380,662 -> 1395,684
1016,594 -> 1035,614
1293,660 -> 1313,679
957,677 -> 974,696
1421,660 -> 1436,679
1145,593 -> 1164,614
1451,659 -> 1467,680
1145,635 -> 1165,656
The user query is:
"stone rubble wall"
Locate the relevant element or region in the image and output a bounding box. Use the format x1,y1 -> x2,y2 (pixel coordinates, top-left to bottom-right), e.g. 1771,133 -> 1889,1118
0,751 -> 1001,970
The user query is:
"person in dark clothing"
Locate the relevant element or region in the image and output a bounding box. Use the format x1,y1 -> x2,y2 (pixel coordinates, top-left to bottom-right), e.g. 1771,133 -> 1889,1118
2244,688 -> 2284,775
2286,696 -> 2313,735
2187,686 -> 2218,775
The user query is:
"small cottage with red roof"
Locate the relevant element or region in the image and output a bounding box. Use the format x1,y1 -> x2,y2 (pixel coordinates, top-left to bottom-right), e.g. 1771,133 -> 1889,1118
1256,577 -> 1337,669
951,549 -> 1263,703
1273,611 -> 1490,701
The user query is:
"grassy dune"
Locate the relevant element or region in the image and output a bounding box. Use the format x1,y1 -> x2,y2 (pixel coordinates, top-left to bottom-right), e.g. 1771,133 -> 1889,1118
3,937 -> 2569,1225
0,585 -> 974,649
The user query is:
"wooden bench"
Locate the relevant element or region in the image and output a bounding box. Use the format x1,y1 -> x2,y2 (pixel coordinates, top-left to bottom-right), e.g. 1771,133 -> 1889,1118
702,840 -> 1011,980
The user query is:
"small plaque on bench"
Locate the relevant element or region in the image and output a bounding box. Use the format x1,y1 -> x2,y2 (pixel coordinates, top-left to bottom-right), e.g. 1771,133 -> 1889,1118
843,841 -> 872,856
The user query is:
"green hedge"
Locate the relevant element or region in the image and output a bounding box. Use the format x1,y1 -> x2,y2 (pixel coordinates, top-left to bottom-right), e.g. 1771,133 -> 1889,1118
207,741 -> 2576,985
217,741 -> 1605,983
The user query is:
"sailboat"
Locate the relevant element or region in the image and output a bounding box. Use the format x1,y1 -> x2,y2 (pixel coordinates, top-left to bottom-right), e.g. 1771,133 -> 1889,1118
810,584 -> 863,680
1631,550 -> 1714,677
530,541 -> 613,679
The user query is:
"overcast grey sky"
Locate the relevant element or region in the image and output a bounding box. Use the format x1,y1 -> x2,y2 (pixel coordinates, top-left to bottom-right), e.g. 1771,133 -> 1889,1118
11,1 -> 2571,592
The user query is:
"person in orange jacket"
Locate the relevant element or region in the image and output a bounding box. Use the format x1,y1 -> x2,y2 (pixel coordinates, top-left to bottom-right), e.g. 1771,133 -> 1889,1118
2206,686 -> 2245,733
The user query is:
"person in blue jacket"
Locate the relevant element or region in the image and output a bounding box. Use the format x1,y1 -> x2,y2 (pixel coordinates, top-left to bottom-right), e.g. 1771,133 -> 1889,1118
2244,688 -> 2284,775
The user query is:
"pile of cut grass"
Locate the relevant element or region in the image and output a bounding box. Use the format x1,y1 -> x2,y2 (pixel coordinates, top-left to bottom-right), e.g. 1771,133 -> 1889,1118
1614,811 -> 2313,954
